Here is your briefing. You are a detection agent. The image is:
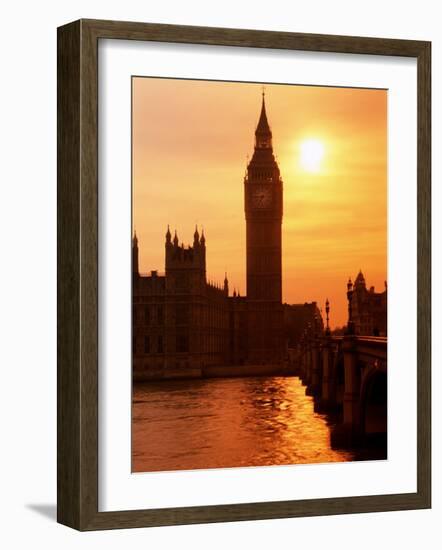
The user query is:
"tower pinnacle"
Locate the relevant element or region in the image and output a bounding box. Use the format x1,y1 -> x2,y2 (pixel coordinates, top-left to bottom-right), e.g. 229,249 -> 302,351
255,91 -> 272,149
223,272 -> 229,295
132,230 -> 139,276
165,225 -> 171,244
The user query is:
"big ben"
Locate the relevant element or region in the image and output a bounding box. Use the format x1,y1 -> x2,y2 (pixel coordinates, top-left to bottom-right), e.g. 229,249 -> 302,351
244,92 -> 284,363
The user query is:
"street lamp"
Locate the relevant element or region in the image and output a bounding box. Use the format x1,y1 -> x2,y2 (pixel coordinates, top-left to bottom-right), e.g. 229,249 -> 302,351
346,277 -> 355,335
325,298 -> 330,336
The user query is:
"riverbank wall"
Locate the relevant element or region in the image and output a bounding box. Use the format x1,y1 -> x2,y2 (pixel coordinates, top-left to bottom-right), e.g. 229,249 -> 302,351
133,363 -> 296,382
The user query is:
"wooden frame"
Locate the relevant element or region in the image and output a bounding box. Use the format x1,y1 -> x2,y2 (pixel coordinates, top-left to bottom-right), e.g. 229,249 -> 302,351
57,18 -> 431,531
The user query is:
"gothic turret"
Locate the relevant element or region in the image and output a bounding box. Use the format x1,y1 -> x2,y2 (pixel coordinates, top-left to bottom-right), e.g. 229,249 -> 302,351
223,272 -> 229,296
354,270 -> 366,289
194,225 -> 200,247
165,227 -> 207,274
132,231 -> 139,277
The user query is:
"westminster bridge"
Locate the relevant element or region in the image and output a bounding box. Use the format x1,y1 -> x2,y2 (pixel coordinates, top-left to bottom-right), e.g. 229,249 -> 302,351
288,333 -> 387,446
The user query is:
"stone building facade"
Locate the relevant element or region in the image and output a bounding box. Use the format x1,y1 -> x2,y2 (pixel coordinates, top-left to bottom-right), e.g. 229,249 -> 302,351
132,228 -> 232,379
349,270 -> 387,336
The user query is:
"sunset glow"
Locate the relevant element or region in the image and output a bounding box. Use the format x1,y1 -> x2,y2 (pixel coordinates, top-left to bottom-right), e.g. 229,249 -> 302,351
299,139 -> 325,172
132,78 -> 387,328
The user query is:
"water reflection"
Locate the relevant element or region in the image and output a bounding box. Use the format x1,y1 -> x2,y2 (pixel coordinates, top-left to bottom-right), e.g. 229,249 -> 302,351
132,376 -> 357,473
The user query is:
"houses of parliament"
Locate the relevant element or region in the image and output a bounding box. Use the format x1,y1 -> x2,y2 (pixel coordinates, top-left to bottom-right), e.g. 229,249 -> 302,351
132,93 -> 385,380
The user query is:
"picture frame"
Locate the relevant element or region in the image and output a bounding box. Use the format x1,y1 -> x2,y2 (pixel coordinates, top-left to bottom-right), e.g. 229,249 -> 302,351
57,18 -> 431,531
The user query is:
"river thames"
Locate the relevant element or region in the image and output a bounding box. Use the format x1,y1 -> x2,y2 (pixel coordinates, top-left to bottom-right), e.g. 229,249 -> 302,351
132,376 -> 378,472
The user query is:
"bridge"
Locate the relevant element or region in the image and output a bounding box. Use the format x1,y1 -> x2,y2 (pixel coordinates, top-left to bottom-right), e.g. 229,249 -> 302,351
288,333 -> 387,447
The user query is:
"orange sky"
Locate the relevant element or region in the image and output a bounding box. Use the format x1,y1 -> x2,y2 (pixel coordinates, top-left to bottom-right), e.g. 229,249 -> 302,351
132,77 -> 387,328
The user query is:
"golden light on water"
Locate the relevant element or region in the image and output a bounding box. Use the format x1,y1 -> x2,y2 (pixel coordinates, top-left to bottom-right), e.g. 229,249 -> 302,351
299,138 -> 325,173
132,377 -> 355,472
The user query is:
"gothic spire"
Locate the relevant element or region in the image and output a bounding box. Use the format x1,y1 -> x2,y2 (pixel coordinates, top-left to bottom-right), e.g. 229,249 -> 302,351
255,90 -> 272,149
255,91 -> 272,136
194,224 -> 200,245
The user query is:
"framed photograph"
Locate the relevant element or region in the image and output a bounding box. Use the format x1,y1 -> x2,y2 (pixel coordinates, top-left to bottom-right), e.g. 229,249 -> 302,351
57,19 -> 431,530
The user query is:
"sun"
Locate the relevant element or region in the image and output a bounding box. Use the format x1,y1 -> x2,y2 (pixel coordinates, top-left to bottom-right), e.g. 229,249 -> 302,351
299,139 -> 325,173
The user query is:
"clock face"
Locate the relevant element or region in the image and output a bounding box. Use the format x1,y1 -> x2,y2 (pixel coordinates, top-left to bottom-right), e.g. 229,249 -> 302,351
251,186 -> 272,208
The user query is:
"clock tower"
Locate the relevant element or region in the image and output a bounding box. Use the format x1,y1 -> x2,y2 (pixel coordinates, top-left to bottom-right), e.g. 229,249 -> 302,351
244,92 -> 283,363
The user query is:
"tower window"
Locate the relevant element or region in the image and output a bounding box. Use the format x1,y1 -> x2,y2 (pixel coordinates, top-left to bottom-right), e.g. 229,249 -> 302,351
144,306 -> 150,324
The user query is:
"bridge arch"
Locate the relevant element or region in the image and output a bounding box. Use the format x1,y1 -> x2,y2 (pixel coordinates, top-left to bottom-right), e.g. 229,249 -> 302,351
360,366 -> 387,439
333,351 -> 345,406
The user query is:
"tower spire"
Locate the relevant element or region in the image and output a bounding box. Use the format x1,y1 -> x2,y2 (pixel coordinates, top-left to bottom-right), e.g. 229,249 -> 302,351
255,90 -> 272,149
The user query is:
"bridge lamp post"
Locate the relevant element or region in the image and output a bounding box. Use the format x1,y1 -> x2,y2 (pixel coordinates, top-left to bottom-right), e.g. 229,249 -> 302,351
325,298 -> 331,336
346,278 -> 355,335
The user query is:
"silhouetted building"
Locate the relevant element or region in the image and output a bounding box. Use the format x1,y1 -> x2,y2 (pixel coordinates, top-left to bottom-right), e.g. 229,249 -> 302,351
133,94 -> 322,379
283,302 -> 323,350
132,228 -> 231,378
348,270 -> 387,336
